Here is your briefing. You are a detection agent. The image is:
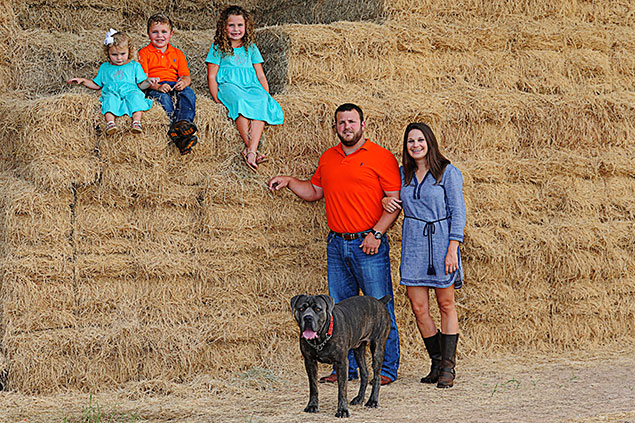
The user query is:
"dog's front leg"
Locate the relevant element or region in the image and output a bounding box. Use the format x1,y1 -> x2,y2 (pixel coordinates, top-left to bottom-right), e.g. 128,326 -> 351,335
304,357 -> 319,413
334,359 -> 350,418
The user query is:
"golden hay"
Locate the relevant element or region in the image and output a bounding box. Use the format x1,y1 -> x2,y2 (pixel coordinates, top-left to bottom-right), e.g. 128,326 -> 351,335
0,0 -> 633,393
0,175 -> 73,252
0,95 -> 100,190
10,0 -> 383,34
8,14 -> 635,99
11,0 -> 220,33
385,0 -> 635,26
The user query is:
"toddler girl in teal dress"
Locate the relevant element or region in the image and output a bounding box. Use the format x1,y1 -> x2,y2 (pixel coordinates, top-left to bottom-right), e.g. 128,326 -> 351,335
206,6 -> 284,171
68,29 -> 158,135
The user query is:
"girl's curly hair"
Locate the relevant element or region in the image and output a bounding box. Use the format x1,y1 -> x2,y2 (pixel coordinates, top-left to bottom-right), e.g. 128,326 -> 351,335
102,31 -> 135,62
213,5 -> 255,57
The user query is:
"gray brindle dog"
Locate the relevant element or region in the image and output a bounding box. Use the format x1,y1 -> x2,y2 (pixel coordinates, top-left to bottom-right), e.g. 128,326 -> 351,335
290,294 -> 392,418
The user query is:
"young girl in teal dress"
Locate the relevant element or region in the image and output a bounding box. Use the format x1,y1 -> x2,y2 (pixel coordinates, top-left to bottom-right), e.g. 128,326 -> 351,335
206,5 -> 284,171
68,29 -> 158,135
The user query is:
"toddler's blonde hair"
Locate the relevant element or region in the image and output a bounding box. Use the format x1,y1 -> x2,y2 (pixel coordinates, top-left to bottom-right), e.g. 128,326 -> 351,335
103,31 -> 135,61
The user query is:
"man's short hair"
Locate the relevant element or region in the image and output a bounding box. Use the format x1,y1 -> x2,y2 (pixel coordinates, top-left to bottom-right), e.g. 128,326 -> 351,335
147,13 -> 173,32
334,103 -> 364,122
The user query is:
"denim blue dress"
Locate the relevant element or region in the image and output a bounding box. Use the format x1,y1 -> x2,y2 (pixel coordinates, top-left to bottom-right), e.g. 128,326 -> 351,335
205,44 -> 283,125
93,61 -> 152,117
399,164 -> 466,288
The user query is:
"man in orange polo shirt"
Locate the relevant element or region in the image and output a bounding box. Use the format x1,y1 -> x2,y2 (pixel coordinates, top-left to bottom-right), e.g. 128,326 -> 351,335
139,13 -> 197,154
268,103 -> 401,385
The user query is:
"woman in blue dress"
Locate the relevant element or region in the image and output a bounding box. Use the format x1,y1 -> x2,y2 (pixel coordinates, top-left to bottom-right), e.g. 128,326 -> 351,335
206,5 -> 284,172
68,30 -> 156,135
383,122 -> 466,388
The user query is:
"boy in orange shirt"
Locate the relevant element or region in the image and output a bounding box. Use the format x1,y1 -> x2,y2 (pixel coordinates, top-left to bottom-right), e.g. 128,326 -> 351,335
139,13 -> 197,154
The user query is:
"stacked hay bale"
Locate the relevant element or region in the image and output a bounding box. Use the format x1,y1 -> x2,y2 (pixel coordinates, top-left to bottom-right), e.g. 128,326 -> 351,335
251,16 -> 635,355
0,89 -> 331,391
0,0 -> 632,392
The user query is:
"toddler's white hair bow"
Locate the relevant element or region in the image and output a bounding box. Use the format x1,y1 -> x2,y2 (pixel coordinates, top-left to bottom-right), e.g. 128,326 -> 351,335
104,28 -> 118,46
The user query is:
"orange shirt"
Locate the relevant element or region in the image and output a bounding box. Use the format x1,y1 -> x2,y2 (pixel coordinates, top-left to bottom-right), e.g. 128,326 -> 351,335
138,44 -> 190,83
311,139 -> 401,233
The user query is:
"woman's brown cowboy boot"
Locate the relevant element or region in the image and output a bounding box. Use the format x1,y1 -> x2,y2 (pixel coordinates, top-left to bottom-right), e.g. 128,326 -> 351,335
437,333 -> 459,388
420,330 -> 442,383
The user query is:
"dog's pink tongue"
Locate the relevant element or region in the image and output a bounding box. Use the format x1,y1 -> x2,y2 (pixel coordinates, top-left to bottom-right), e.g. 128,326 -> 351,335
302,329 -> 317,340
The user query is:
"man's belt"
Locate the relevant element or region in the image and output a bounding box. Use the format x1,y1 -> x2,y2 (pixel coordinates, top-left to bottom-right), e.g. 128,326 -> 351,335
331,230 -> 372,240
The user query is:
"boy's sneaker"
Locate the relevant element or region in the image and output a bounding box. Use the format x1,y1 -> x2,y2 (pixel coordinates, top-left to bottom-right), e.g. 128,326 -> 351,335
176,135 -> 198,155
168,120 -> 197,142
168,121 -> 198,155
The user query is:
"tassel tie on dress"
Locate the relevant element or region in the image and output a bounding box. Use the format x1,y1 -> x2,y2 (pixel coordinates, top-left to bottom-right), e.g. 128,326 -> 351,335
404,214 -> 450,276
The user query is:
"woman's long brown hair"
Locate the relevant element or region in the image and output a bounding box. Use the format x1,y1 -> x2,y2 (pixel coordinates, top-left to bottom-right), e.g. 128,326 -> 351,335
402,122 -> 450,186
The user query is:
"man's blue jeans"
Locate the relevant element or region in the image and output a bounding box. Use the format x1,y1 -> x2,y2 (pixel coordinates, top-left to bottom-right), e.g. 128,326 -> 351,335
145,81 -> 196,124
326,231 -> 400,381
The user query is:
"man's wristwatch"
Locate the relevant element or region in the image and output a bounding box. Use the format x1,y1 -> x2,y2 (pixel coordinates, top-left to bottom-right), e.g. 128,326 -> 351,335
371,229 -> 383,239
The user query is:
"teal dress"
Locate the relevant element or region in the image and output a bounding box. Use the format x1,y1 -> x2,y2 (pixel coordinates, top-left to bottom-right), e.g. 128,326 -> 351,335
93,60 -> 153,117
205,44 -> 284,125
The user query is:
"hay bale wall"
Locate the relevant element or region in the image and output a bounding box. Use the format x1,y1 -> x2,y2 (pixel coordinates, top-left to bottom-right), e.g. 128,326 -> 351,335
0,0 -> 633,392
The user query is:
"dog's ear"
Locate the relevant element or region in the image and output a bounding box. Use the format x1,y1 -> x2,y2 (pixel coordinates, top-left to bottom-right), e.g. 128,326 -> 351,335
290,294 -> 305,311
317,294 -> 335,316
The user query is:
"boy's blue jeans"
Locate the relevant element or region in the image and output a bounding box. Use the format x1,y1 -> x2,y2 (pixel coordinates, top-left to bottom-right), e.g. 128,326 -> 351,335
326,231 -> 401,381
146,81 -> 196,124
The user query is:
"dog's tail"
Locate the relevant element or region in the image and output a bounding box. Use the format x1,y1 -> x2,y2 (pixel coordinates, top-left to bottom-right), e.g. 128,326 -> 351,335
379,295 -> 392,305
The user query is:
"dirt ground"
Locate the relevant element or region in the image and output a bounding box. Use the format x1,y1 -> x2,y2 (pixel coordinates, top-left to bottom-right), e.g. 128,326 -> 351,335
1,350 -> 633,423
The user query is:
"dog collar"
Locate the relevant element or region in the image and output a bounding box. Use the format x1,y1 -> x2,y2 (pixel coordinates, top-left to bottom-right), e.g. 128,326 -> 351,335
306,315 -> 333,352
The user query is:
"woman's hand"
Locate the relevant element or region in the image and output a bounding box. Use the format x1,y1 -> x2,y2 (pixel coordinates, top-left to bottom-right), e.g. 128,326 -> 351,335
445,240 -> 460,275
382,197 -> 402,213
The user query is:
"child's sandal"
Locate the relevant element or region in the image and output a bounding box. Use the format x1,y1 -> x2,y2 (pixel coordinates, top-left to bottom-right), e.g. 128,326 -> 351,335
105,121 -> 117,135
131,121 -> 143,134
241,148 -> 268,165
255,151 -> 268,164
243,150 -> 258,172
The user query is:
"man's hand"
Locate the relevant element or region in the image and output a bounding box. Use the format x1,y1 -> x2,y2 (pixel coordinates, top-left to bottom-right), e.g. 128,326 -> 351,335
268,176 -> 291,191
268,176 -> 324,202
360,232 -> 381,255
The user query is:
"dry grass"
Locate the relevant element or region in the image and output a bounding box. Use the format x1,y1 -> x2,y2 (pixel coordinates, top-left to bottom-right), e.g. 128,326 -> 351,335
0,350 -> 634,422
